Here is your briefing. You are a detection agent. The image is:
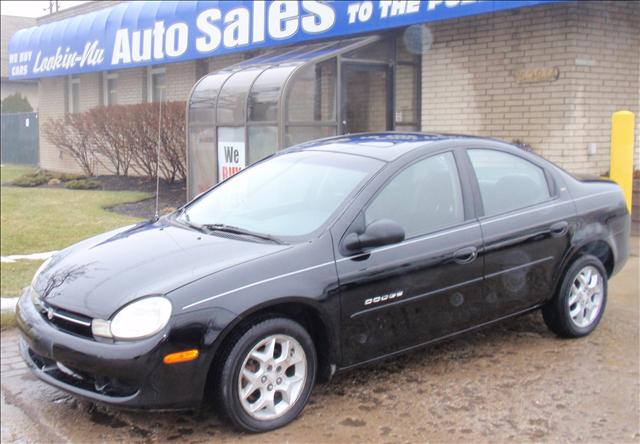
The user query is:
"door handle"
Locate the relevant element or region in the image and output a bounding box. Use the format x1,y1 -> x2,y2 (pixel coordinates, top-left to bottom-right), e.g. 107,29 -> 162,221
453,246 -> 478,264
550,221 -> 569,237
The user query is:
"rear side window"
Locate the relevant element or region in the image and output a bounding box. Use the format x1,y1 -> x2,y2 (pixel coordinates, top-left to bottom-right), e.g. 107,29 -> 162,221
366,152 -> 464,238
468,149 -> 550,217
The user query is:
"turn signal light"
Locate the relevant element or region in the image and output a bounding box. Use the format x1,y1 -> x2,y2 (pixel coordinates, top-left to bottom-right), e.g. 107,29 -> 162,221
163,349 -> 199,364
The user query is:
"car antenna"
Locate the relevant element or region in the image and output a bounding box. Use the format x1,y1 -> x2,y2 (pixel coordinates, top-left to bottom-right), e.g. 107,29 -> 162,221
154,88 -> 164,221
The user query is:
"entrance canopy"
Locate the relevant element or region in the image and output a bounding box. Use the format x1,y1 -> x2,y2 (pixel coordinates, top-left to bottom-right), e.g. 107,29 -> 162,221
187,35 -> 421,198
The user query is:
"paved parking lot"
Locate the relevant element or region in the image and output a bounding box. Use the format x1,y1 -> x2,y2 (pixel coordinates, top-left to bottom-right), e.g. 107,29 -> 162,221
1,257 -> 638,443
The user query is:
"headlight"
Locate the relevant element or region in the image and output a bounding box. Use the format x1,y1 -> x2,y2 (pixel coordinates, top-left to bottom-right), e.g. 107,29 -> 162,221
108,296 -> 172,340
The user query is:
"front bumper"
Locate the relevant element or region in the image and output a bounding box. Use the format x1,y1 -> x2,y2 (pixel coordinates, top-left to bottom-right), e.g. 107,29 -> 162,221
16,291 -> 210,410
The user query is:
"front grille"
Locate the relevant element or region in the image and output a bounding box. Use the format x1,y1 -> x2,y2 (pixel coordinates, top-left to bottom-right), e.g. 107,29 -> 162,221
36,300 -> 93,339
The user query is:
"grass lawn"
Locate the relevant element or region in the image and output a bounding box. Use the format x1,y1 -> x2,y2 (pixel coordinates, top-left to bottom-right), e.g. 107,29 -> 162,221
1,166 -> 151,296
1,261 -> 46,299
0,163 -> 36,184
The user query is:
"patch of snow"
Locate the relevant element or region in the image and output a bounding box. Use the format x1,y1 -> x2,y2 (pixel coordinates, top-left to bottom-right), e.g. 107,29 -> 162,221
0,251 -> 58,263
1,297 -> 19,312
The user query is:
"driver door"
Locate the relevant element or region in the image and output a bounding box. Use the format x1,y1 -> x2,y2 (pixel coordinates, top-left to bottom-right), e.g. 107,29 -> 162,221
335,151 -> 485,367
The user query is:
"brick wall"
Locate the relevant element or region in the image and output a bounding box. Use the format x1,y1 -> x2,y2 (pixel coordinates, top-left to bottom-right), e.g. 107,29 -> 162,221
164,61 -> 198,102
207,54 -> 244,74
116,67 -> 145,105
38,76 -> 78,172
77,73 -> 101,112
422,0 -> 639,175
569,1 -> 640,174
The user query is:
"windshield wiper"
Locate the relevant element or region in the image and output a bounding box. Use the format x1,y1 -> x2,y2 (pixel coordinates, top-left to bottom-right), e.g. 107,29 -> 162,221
202,224 -> 285,244
175,208 -> 206,232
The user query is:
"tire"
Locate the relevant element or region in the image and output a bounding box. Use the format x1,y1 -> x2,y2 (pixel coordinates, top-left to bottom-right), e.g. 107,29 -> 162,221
215,317 -> 317,432
542,254 -> 608,338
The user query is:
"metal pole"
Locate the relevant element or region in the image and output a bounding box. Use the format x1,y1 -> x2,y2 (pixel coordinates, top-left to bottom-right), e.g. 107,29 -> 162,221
610,110 -> 635,213
155,90 -> 163,220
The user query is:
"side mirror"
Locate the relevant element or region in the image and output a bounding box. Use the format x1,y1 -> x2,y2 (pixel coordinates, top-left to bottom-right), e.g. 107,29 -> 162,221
343,219 -> 405,253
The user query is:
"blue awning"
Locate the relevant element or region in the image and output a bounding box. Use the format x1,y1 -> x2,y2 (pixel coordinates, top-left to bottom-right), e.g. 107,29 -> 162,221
8,0 -> 563,80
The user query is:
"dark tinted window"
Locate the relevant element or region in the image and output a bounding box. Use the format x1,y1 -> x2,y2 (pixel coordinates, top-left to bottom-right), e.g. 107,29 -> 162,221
468,149 -> 550,217
366,152 -> 464,238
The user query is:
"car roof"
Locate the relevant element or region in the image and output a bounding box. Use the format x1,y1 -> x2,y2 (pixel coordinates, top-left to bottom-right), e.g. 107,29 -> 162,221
285,132 -> 507,161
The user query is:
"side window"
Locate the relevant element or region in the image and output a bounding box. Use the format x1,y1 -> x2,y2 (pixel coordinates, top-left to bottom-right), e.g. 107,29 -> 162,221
468,149 -> 551,217
366,152 -> 464,238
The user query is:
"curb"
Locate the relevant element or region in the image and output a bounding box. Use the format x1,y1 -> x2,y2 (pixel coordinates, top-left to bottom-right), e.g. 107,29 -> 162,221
0,297 -> 19,313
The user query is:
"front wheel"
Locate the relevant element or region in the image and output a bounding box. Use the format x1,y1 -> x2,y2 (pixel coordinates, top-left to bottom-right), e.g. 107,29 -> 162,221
542,254 -> 607,338
216,318 -> 317,432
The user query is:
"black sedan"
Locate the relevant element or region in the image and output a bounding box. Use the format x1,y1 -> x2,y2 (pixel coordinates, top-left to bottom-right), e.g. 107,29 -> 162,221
17,133 -> 630,432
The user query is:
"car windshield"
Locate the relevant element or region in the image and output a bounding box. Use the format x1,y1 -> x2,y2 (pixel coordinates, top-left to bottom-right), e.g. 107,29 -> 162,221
180,150 -> 383,238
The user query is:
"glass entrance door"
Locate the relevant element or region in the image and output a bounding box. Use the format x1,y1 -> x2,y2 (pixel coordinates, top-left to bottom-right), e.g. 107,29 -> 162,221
340,63 -> 392,134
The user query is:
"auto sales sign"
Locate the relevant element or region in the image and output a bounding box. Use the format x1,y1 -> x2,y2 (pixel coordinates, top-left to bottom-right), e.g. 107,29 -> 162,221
8,1 -> 560,80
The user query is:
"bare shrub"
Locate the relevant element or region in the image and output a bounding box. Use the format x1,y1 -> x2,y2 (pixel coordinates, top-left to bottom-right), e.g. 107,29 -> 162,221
43,102 -> 187,182
128,103 -> 161,178
85,106 -> 136,176
128,102 -> 186,183
42,114 -> 97,176
159,101 -> 186,183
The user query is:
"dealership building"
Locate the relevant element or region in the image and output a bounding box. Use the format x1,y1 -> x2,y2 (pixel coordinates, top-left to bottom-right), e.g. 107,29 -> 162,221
7,0 -> 639,198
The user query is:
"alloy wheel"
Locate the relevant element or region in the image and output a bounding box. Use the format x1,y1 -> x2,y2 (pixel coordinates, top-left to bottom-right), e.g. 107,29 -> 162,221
567,265 -> 604,328
238,334 -> 307,421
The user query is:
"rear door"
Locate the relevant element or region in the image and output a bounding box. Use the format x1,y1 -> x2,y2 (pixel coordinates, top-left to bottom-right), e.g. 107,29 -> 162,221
464,147 -> 576,318
334,150 -> 485,367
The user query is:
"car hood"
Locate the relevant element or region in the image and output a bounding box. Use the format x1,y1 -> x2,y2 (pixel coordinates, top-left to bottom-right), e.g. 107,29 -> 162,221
33,219 -> 289,319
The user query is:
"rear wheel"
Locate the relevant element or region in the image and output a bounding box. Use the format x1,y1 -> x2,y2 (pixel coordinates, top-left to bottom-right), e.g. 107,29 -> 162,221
542,254 -> 607,338
216,318 -> 316,432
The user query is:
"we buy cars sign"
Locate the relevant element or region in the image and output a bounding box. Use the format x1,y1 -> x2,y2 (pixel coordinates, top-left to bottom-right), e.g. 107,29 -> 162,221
218,141 -> 246,181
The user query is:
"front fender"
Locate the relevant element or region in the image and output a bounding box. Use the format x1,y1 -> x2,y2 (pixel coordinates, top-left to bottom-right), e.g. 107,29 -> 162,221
166,305 -> 239,402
